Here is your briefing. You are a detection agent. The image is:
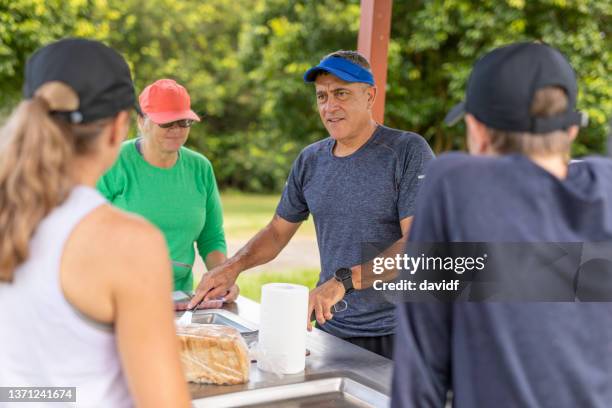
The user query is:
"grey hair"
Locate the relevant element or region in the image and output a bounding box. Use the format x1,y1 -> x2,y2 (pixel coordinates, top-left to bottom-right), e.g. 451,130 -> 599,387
324,50 -> 372,71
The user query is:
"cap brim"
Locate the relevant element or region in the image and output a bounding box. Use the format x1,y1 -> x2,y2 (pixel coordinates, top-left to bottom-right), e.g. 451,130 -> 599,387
444,101 -> 466,126
147,109 -> 200,124
304,67 -> 362,83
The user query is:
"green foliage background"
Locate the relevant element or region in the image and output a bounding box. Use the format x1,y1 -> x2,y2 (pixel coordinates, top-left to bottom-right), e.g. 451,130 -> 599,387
1,0 -> 610,191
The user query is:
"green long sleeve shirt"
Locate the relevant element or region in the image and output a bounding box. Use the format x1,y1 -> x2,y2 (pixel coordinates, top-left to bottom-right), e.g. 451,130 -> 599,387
97,139 -> 227,291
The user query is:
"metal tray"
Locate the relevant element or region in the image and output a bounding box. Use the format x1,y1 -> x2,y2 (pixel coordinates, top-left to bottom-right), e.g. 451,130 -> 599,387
188,309 -> 258,336
191,376 -> 389,408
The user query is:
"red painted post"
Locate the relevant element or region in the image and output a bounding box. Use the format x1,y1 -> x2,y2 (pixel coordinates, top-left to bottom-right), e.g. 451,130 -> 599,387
358,0 -> 393,124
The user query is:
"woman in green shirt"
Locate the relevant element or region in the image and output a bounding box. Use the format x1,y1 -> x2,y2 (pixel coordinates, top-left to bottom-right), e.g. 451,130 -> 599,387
98,78 -> 238,299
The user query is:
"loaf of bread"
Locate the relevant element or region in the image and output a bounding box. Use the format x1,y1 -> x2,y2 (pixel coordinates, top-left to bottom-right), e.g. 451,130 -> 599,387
176,324 -> 250,385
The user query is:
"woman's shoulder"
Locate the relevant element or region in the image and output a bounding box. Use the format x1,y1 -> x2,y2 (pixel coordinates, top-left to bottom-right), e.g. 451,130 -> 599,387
76,204 -> 168,269
92,205 -> 164,245
118,138 -> 138,156
180,146 -> 216,179
105,138 -> 138,173
180,146 -> 212,165
62,203 -> 171,325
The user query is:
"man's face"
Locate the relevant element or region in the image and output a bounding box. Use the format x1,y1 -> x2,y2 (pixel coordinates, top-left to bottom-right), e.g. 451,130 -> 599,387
140,117 -> 190,153
314,74 -> 375,141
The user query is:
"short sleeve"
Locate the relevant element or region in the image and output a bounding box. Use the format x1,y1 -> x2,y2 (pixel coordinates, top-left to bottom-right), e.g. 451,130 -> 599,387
97,166 -> 119,202
397,135 -> 435,220
275,152 -> 309,223
408,158 -> 449,242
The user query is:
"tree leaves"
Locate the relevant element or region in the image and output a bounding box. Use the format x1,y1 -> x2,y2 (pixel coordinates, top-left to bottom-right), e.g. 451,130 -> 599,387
1,0 -> 610,191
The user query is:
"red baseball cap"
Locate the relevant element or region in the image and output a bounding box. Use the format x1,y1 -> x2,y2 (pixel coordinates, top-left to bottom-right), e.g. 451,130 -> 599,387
138,79 -> 200,124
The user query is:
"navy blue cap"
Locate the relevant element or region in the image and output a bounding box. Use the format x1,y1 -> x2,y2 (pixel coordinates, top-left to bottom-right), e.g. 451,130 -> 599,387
24,38 -> 135,123
445,42 -> 587,133
304,57 -> 375,85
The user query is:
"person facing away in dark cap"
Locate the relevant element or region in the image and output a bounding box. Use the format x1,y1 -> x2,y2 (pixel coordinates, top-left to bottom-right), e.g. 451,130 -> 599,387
0,38 -> 191,407
392,42 -> 612,407
190,50 -> 435,358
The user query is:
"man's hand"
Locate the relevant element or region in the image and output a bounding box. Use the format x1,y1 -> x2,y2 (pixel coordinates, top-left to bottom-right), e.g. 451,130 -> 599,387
188,265 -> 239,309
223,284 -> 240,303
307,278 -> 345,331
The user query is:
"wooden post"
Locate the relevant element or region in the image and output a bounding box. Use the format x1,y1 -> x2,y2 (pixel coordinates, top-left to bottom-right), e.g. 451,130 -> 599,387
358,0 -> 393,124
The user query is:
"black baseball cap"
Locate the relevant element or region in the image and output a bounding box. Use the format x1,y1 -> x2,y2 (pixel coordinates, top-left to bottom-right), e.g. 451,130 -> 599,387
23,38 -> 135,124
444,42 -> 586,133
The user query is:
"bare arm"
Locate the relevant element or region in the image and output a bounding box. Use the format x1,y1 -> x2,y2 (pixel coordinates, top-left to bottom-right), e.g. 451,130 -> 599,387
62,207 -> 191,407
189,214 -> 301,306
307,216 -> 413,330
203,250 -> 239,302
351,216 -> 413,289
222,214 -> 302,275
113,220 -> 191,407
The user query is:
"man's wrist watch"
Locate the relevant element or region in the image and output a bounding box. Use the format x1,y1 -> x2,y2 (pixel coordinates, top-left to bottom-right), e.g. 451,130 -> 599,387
334,267 -> 354,295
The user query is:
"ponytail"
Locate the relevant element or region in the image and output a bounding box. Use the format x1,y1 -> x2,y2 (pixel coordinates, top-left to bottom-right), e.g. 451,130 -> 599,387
0,85 -> 79,281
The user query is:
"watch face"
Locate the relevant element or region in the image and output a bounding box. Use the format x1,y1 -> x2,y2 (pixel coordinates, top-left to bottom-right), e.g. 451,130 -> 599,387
336,267 -> 352,280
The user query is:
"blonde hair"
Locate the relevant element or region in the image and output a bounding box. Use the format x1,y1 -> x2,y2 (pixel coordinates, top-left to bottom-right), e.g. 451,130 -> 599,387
0,82 -> 112,281
488,87 -> 572,157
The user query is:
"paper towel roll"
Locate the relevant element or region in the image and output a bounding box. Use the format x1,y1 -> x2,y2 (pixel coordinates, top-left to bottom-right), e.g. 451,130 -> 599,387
257,283 -> 309,374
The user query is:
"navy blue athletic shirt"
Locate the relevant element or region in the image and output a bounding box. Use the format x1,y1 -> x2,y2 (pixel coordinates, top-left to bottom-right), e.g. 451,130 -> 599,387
392,153 -> 612,407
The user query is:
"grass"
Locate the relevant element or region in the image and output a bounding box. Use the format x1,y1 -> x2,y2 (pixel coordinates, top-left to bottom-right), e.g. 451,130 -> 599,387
221,190 -> 316,239
217,191 -> 320,301
236,269 -> 320,302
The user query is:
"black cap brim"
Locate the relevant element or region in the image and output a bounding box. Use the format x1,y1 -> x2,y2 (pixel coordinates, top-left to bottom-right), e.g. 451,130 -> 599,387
444,101 -> 466,126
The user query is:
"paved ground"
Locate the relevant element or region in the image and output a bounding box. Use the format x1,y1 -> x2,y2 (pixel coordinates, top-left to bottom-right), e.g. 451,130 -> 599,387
193,237 -> 320,279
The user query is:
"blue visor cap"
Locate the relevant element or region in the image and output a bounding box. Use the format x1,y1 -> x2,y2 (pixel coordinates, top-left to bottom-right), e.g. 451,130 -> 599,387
303,57 -> 375,85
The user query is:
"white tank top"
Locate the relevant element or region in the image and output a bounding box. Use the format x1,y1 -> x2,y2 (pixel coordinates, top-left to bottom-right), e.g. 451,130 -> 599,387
0,186 -> 132,407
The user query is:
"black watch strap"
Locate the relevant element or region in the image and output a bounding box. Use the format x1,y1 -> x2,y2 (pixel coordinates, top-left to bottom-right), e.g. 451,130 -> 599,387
334,267 -> 354,295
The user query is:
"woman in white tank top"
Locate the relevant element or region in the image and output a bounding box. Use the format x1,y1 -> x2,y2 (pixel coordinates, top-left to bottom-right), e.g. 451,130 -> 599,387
0,39 -> 191,408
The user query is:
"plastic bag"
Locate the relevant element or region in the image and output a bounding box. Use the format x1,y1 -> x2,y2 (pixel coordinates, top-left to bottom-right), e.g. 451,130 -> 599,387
247,341 -> 287,378
176,324 -> 250,385
247,341 -> 311,378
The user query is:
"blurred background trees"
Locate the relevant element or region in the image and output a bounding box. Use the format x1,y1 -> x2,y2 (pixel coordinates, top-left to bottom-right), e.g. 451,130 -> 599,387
2,0 -> 610,192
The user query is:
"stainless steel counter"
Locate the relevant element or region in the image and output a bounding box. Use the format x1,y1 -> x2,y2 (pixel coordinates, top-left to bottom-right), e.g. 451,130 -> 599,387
184,296 -> 393,404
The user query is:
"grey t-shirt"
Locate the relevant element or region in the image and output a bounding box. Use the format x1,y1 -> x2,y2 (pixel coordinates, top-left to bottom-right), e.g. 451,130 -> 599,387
276,125 -> 435,338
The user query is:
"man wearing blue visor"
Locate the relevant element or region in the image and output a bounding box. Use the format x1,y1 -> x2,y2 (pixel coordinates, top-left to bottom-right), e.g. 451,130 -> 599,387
191,51 -> 434,358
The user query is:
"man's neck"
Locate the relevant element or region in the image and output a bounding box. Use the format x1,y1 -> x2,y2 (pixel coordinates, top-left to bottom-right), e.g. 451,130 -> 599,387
529,154 -> 569,179
142,138 -> 178,168
485,147 -> 569,180
333,120 -> 378,157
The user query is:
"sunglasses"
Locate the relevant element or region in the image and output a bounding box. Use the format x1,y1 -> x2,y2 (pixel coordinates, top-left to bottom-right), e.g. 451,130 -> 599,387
158,119 -> 195,129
